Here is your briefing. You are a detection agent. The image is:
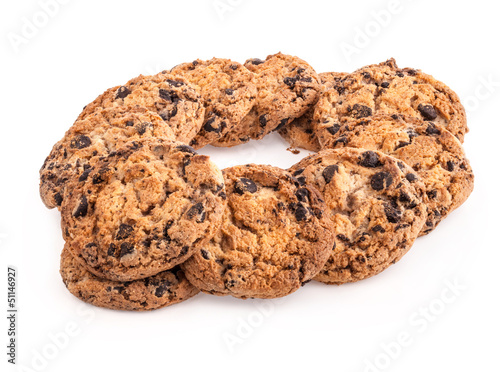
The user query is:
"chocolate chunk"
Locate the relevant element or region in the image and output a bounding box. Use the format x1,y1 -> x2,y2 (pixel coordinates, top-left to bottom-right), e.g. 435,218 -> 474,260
234,178 -> 258,194
78,168 -> 92,182
70,135 -> 91,149
186,203 -> 205,222
418,104 -> 438,120
73,195 -> 88,217
446,160 -> 455,172
119,242 -> 135,258
371,172 -> 393,191
107,243 -> 117,257
159,89 -> 179,103
372,225 -> 386,233
294,203 -> 309,221
406,173 -> 418,182
295,188 -> 310,202
396,71 -> 404,78
427,190 -> 437,199
201,249 -> 210,260
115,86 -> 131,99
326,124 -> 340,136
225,88 -> 234,95
248,58 -> 264,65
284,77 -> 297,87
176,144 -> 197,154
296,176 -> 306,186
125,120 -> 134,127
204,116 -> 220,133
179,246 -> 189,256
425,123 -> 441,135
135,122 -> 151,135
359,151 -> 382,168
322,165 -> 339,183
116,224 -> 134,240
381,82 -> 390,88
167,79 -> 184,87
384,204 -> 402,223
230,64 -> 239,70
259,115 -> 268,128
274,118 -> 289,131
154,282 -> 171,297
350,104 -> 372,119
92,168 -> 109,184
54,192 -> 63,206
334,136 -> 348,145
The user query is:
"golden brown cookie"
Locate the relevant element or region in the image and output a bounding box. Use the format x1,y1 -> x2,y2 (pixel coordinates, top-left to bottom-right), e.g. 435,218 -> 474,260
213,53 -> 321,147
79,73 -> 205,144
169,58 -> 257,149
181,164 -> 334,299
290,148 -> 427,284
40,106 -> 175,209
318,114 -> 474,235
314,59 -> 468,144
61,138 -> 226,282
60,246 -> 199,311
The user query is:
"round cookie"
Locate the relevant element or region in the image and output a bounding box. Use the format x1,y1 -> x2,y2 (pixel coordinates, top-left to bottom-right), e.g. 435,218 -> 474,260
61,138 -> 226,282
279,72 -> 347,152
213,53 -> 321,147
314,58 -> 468,144
78,73 -> 205,144
40,106 -> 175,209
60,246 -> 199,311
169,58 -> 257,149
290,148 -> 427,284
318,114 -> 474,235
181,164 -> 334,299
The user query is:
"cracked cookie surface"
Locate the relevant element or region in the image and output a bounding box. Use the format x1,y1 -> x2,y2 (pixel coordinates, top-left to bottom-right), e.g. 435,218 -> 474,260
61,138 -> 226,282
169,58 -> 257,149
40,106 -> 175,209
290,148 -> 427,284
214,53 -> 321,147
314,58 -> 468,144
60,246 -> 199,311
78,73 -> 205,144
181,164 -> 334,299
318,114 -> 474,235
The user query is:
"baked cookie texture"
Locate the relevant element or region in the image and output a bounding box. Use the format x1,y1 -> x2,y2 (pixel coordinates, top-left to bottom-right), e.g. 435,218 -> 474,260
182,164 -> 334,299
213,53 -> 321,147
318,114 -> 474,235
290,148 -> 427,284
61,138 -> 227,282
60,246 -> 199,311
314,58 -> 468,144
79,73 -> 205,144
40,106 -> 175,209
279,72 -> 347,152
169,58 -> 257,149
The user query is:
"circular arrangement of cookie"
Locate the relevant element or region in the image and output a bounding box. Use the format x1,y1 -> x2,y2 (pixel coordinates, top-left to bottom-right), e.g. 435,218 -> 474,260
78,72 -> 205,144
290,148 -> 427,284
317,114 -> 474,235
214,53 -> 321,147
61,138 -> 227,282
181,164 -> 334,299
279,72 -> 347,152
169,58 -> 257,149
40,106 -> 175,209
314,58 -> 468,144
60,246 -> 199,311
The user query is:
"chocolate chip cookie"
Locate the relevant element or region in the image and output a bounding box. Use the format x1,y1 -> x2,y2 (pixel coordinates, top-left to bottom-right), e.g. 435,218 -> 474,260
60,246 -> 199,311
40,106 -> 175,209
169,58 -> 257,149
318,114 -> 474,235
290,148 -> 427,284
61,138 -> 226,282
79,73 -> 205,144
213,53 -> 321,147
314,58 -> 468,144
279,72 -> 347,152
181,164 -> 334,299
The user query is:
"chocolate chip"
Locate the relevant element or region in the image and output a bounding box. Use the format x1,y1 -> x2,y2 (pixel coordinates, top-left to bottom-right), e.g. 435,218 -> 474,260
425,123 -> 441,135
116,224 -> 134,240
225,88 -> 234,95
326,124 -> 340,136
295,188 -> 310,202
372,225 -> 386,233
201,249 -> 210,260
115,86 -> 131,99
294,204 -> 309,221
296,176 -> 306,186
154,282 -> 171,297
179,246 -> 189,256
284,77 -> 297,87
230,64 -> 238,70
293,169 -> 304,176
234,178 -> 258,194
322,165 -> 339,183
92,168 -> 109,184
384,203 -> 401,223
406,173 -> 418,182
381,82 -> 390,88
54,193 -> 63,206
359,151 -> 382,168
259,115 -> 268,128
70,135 -> 91,149
204,116 -> 220,133
350,104 -> 372,119
418,104 -> 438,120
159,89 -> 179,103
125,120 -> 134,127
176,144 -> 197,154
427,190 -> 437,199
73,195 -> 88,217
446,160 -> 455,172
362,72 -> 371,79
186,203 -> 205,222
274,118 -> 289,131
167,79 -> 184,87
119,242 -> 135,258
78,167 -> 92,182
396,71 -> 405,78
107,243 -> 117,257
248,58 -> 264,65
334,136 -> 348,145
135,122 -> 151,135
371,172 -> 393,191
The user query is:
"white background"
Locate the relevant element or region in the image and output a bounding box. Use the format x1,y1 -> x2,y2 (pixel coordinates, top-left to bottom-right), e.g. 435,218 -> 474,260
1,1 -> 499,371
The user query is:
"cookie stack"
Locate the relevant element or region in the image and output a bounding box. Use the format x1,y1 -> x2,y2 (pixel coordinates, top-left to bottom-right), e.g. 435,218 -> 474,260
40,53 -> 474,311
